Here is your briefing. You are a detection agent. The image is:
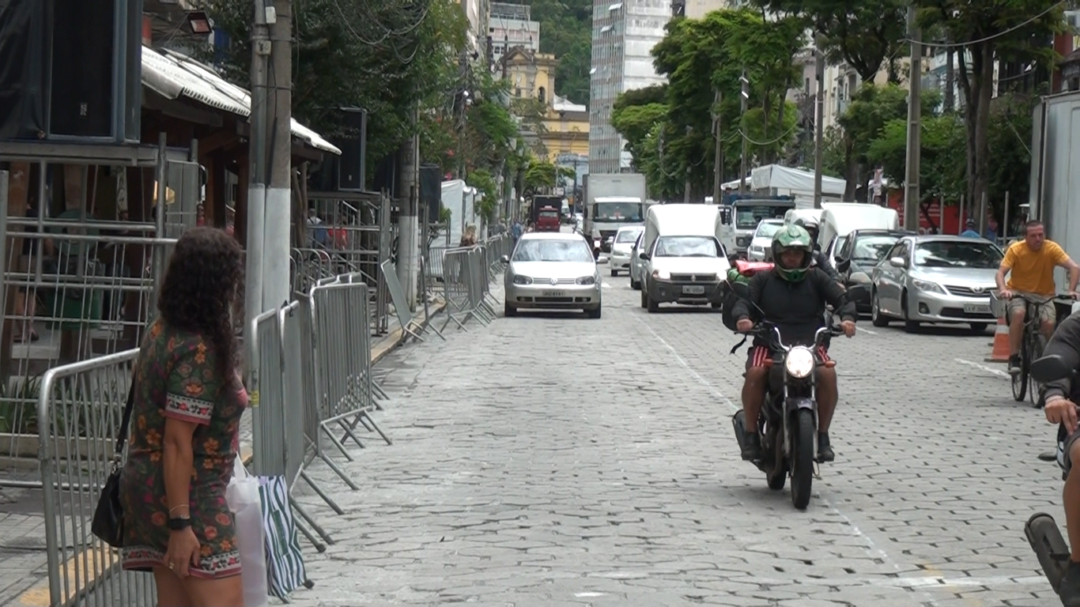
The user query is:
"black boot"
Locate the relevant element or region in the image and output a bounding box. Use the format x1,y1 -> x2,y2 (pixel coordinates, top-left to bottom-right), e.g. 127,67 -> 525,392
817,432 -> 835,462
741,433 -> 762,462
1061,560 -> 1080,606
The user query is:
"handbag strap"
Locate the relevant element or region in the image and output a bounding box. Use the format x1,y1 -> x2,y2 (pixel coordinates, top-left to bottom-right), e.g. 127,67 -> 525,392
114,373 -> 136,457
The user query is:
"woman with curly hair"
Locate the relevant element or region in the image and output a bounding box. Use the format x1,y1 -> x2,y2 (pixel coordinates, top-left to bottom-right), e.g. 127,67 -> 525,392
119,227 -> 247,606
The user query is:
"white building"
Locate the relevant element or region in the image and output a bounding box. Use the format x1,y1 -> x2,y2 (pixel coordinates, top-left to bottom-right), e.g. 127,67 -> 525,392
489,3 -> 540,69
589,0 -> 670,174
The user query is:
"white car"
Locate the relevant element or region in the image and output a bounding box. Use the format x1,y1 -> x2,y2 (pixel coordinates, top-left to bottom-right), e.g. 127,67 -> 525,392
746,219 -> 786,261
609,226 -> 644,277
502,232 -> 607,318
629,231 -> 647,290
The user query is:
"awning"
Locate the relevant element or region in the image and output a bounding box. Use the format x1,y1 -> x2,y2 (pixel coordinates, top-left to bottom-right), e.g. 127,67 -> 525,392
141,46 -> 341,155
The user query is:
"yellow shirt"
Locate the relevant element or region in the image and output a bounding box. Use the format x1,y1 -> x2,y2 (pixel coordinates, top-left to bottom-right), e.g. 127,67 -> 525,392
1003,240 -> 1068,295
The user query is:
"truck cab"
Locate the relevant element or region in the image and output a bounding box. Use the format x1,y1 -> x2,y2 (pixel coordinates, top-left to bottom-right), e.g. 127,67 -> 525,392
715,198 -> 797,259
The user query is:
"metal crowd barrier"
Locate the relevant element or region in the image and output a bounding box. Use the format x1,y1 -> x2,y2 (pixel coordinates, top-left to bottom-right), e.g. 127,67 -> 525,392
37,348 -> 157,607
380,259 -> 444,343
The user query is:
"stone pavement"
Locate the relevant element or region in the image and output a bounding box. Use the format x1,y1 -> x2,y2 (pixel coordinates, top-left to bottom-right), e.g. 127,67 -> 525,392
284,277 -> 1063,607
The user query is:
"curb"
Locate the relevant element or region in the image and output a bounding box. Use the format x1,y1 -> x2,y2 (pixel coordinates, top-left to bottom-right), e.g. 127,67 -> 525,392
14,302 -> 448,607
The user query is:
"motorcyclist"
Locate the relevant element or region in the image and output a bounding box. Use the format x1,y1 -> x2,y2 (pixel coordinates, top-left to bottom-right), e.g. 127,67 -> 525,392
794,216 -> 840,282
1039,312 -> 1080,605
730,224 -> 857,463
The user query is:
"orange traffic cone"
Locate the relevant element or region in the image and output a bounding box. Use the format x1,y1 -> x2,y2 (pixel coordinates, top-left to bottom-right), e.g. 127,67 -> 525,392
986,317 -> 1010,363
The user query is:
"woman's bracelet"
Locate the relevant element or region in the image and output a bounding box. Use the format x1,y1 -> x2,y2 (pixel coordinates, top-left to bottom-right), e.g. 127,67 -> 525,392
168,505 -> 189,515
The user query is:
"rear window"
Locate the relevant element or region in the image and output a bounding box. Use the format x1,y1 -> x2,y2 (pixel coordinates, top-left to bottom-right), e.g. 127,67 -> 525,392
539,211 -> 558,219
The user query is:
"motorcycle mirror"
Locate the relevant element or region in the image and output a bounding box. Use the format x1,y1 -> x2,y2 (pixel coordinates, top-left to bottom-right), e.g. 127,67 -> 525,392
835,258 -> 851,273
845,284 -> 868,301
1031,354 -> 1072,384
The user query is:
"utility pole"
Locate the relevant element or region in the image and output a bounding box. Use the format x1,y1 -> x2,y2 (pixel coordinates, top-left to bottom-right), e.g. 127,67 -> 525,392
244,0 -> 271,363
739,70 -> 749,194
264,0 -> 293,309
712,89 -> 722,205
812,39 -> 825,209
397,104 -> 419,311
684,126 -> 692,203
903,4 -> 922,232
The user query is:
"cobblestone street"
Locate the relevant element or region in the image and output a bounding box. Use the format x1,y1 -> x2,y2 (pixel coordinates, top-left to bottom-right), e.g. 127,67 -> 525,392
285,277 -> 1064,607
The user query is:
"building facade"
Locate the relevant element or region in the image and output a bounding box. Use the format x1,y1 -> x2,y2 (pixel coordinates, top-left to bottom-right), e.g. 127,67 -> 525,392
503,48 -> 590,162
588,0 -> 670,174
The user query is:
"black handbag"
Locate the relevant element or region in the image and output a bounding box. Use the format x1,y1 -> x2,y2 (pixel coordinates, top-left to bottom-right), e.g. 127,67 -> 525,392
91,378 -> 136,548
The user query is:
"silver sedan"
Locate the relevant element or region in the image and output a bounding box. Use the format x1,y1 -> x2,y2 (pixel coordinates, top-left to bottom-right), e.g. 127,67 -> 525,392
502,232 -> 607,318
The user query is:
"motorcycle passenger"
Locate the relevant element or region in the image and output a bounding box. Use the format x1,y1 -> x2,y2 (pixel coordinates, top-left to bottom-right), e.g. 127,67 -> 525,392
1039,313 -> 1080,605
995,220 -> 1080,374
793,216 -> 840,282
731,224 -> 857,463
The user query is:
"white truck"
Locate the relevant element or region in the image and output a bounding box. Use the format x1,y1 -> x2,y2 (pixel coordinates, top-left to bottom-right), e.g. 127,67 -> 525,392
582,173 -> 647,252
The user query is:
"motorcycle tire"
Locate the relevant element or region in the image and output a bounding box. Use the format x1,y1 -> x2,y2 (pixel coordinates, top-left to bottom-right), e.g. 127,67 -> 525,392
790,409 -> 815,510
1025,512 -> 1070,592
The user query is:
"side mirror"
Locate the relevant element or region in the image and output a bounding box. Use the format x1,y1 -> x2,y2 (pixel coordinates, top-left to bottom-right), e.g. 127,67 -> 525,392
500,255 -> 509,264
889,256 -> 906,268
639,252 -> 650,260
1031,354 -> 1073,384
597,255 -> 609,264
835,258 -> 851,274
845,284 -> 869,302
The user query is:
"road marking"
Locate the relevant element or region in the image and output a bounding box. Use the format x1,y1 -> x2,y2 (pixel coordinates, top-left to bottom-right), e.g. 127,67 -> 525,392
859,327 -> 878,335
602,282 -> 612,289
635,317 -> 740,413
955,358 -> 1011,379
745,574 -> 1043,588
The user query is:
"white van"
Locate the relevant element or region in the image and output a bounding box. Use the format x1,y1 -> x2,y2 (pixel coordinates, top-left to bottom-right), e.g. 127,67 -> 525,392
639,204 -> 731,312
817,204 -> 900,267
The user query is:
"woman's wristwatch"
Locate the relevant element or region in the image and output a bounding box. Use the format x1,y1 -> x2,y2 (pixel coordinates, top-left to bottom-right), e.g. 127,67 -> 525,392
167,516 -> 192,531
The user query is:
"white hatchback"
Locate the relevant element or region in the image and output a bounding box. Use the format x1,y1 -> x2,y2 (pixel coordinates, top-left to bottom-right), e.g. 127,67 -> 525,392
609,226 -> 644,277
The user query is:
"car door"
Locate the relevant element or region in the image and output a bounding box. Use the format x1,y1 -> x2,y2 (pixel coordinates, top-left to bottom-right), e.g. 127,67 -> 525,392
877,240 -> 909,314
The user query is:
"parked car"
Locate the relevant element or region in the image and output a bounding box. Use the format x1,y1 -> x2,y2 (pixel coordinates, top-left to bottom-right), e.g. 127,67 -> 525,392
869,235 -> 1003,333
502,232 -> 607,319
832,229 -> 911,313
629,231 -> 647,290
610,225 -> 644,277
746,219 -> 785,261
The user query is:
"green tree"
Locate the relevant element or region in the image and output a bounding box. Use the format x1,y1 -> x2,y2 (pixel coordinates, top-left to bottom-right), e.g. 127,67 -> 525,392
610,102 -> 668,172
867,114 -> 966,204
528,0 -> 592,105
467,168 -> 499,221
751,0 -> 907,83
916,0 -> 1063,211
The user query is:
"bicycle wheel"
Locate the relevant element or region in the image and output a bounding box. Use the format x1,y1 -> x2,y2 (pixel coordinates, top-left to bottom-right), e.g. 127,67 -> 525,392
1029,332 -> 1048,407
1012,327 -> 1029,402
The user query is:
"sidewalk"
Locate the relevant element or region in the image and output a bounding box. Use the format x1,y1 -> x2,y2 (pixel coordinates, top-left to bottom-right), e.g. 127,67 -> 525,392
0,300 -> 444,607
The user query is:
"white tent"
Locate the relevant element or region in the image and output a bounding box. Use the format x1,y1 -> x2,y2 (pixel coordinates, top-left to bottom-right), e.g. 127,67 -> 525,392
750,165 -> 846,202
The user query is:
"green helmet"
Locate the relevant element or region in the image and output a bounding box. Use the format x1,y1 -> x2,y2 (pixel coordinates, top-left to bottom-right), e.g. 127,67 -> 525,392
771,224 -> 814,282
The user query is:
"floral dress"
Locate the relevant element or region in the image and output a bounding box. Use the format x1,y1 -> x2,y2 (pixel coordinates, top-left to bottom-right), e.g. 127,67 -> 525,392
119,319 -> 249,578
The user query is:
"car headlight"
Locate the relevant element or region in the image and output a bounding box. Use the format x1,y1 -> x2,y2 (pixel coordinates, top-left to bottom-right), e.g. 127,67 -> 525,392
911,278 -> 946,295
784,347 -> 815,379
576,276 -> 596,285
513,275 -> 533,285
750,245 -> 763,253
849,271 -> 871,284
652,269 -> 670,280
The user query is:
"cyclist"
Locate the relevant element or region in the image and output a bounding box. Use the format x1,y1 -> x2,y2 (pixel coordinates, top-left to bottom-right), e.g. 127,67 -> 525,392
994,220 -> 1080,374
1040,313 -> 1080,604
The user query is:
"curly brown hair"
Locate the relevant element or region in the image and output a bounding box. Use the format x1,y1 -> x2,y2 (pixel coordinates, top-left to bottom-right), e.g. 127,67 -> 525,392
157,227 -> 244,381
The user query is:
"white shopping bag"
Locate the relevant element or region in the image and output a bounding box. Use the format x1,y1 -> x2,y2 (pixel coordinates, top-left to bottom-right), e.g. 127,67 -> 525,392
225,455 -> 269,607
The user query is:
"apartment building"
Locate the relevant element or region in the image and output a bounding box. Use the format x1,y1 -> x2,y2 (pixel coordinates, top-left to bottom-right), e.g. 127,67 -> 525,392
489,3 -> 540,70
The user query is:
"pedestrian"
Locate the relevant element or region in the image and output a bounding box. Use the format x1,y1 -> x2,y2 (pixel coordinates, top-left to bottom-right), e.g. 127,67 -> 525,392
459,225 -> 477,247
960,219 -> 980,238
118,227 -> 247,607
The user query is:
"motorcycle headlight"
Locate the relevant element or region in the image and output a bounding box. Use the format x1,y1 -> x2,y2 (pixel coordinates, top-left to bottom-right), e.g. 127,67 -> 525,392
576,276 -> 596,285
784,347 -> 815,379
513,275 -> 533,285
652,269 -> 670,280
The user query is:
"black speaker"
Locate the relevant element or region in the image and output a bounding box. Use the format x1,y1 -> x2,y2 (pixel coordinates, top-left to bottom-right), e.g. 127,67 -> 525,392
334,108 -> 367,191
0,0 -> 141,142
419,164 -> 441,222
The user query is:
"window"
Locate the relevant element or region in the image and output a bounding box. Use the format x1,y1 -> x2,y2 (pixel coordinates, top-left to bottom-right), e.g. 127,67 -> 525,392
913,241 -> 1003,269
512,239 -> 594,262
616,228 -> 643,243
654,236 -> 722,258
851,234 -> 903,262
538,86 -> 546,104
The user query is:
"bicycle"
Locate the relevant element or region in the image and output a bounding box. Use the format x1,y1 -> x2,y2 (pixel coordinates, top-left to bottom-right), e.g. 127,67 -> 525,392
999,292 -> 1060,404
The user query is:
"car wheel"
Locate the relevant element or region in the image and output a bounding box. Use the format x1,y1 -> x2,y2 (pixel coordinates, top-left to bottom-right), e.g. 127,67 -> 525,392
640,285 -> 648,308
647,291 -> 659,313
870,291 -> 889,327
902,290 -> 919,333
504,303 -> 517,317
630,277 -> 640,290
587,303 -> 602,319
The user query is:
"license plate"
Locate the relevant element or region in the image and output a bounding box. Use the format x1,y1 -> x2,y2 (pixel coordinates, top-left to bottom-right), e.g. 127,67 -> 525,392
963,303 -> 990,314
682,285 -> 706,295
541,290 -> 565,297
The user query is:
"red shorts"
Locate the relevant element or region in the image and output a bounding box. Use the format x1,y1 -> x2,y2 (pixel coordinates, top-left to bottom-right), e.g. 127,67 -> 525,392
746,345 -> 830,369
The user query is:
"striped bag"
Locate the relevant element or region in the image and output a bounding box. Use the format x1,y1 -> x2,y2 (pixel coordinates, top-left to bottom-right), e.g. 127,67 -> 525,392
258,476 -> 309,598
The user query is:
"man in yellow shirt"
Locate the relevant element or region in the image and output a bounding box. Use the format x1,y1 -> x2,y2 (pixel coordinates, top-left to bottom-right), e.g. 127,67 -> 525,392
996,221 -> 1080,372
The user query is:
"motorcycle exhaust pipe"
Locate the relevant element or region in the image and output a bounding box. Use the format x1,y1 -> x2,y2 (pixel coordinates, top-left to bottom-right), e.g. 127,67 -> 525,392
732,410 -> 750,459
1025,512 -> 1070,592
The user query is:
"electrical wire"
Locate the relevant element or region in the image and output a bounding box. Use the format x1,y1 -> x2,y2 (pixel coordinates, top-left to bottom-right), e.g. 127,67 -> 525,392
901,1 -> 1065,48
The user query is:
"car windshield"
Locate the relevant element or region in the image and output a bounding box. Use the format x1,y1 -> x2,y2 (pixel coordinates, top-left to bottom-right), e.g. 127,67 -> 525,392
512,239 -> 595,262
735,205 -> 789,230
616,228 -> 643,243
851,234 -> 902,262
592,202 -> 643,222
654,236 -> 721,257
914,241 -> 1003,269
755,222 -> 784,239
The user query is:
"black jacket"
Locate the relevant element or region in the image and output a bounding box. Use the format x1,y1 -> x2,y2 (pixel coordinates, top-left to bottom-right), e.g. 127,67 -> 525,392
1043,314 -> 1080,403
812,250 -> 840,281
731,267 -> 857,347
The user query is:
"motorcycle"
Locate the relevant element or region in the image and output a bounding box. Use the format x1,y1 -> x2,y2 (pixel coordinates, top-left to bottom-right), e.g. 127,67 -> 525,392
1024,353 -> 1076,599
729,283 -> 865,511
